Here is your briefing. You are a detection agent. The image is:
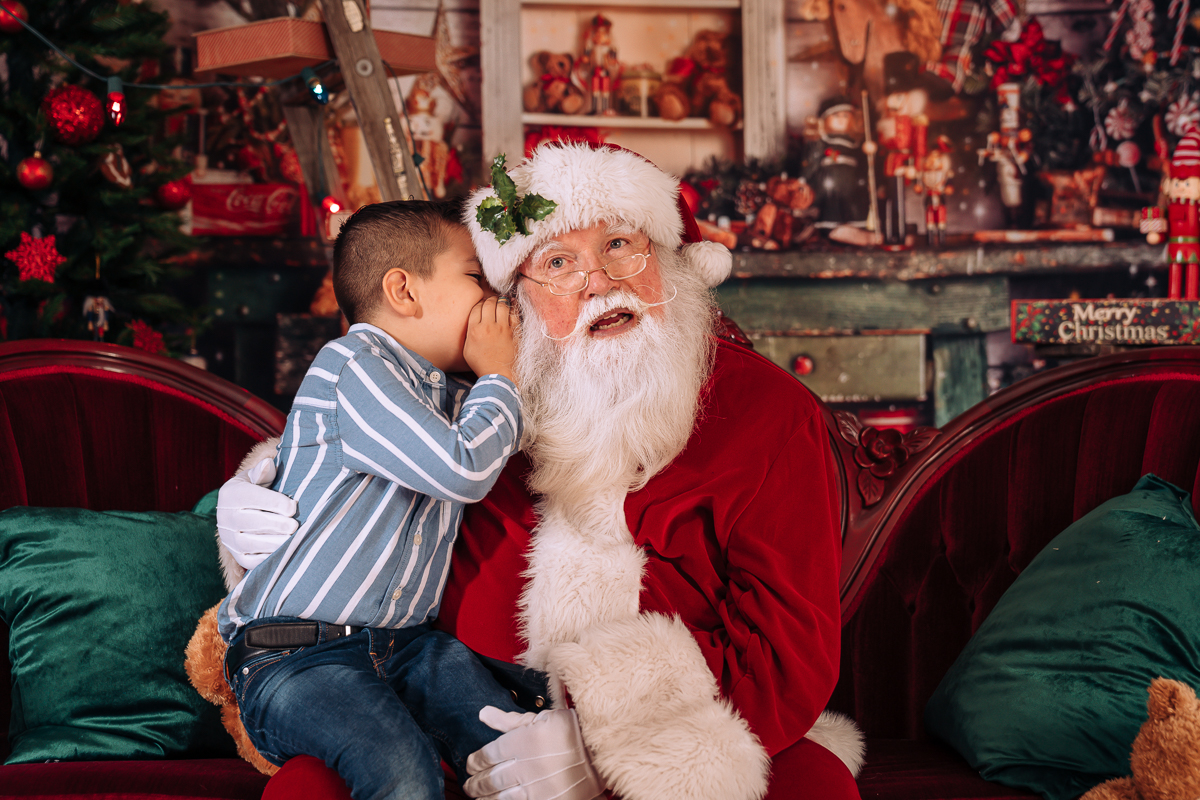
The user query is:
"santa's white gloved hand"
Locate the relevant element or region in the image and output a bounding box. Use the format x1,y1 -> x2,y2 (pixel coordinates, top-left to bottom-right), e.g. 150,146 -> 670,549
216,457 -> 298,570
463,707 -> 605,800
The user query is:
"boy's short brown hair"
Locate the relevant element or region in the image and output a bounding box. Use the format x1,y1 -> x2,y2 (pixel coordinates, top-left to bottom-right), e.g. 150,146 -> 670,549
333,199 -> 466,325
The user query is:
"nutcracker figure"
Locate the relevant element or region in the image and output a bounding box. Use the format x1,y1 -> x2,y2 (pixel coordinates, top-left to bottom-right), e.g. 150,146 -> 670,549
977,82 -> 1032,225
82,295 -> 115,340
576,14 -> 621,116
805,95 -> 870,227
1166,126 -> 1200,299
922,135 -> 955,247
876,52 -> 932,246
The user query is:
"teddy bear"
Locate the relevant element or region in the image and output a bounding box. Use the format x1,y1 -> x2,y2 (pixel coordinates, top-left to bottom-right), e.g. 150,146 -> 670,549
185,603 -> 278,776
652,30 -> 742,127
523,51 -> 586,115
1080,677 -> 1200,800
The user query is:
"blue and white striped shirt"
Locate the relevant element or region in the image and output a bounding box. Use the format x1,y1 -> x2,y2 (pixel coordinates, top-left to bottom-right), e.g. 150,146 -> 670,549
218,323 -> 522,641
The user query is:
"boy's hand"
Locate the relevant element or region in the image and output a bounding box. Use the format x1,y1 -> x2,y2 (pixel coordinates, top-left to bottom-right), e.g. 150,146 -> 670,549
464,295 -> 519,385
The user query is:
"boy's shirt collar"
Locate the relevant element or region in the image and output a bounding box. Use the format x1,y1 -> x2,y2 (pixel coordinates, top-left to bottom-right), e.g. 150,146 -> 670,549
347,323 -> 471,388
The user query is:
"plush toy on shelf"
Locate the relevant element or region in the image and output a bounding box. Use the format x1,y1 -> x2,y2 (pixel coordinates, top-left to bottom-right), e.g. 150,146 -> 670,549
652,30 -> 742,127
1079,678 -> 1200,800
805,94 -> 869,229
523,51 -> 586,115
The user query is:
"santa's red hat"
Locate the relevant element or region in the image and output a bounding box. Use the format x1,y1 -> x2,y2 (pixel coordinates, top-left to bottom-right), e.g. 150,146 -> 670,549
1174,127 -> 1200,178
465,143 -> 733,294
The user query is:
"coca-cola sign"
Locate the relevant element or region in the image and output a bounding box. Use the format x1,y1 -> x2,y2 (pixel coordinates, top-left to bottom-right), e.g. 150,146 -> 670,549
192,183 -> 300,237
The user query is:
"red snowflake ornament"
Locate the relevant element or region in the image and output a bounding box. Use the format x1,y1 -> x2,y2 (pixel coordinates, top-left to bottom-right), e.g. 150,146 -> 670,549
5,232 -> 66,283
127,319 -> 166,355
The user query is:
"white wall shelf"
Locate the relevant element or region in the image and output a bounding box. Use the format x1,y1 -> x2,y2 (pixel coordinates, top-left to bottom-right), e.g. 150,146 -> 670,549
481,0 -> 785,172
522,0 -> 741,8
523,112 -> 719,129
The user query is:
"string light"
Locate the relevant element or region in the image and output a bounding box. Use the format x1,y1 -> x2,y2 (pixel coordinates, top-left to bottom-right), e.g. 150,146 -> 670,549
302,67 -> 328,105
0,4 -> 334,94
322,196 -> 342,214
106,76 -> 124,126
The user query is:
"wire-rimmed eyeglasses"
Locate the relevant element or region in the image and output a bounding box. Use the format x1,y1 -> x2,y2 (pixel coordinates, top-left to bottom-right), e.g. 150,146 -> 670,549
517,247 -> 651,296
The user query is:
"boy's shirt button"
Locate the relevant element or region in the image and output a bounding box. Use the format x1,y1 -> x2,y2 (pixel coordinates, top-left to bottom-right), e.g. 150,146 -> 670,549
428,371 -> 441,383
414,533 -> 423,546
392,587 -> 402,600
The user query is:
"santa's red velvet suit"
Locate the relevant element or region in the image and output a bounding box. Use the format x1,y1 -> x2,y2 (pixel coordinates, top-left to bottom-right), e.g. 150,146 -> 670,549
265,340 -> 858,800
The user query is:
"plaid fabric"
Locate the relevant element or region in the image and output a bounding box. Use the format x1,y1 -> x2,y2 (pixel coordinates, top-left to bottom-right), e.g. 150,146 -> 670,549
927,0 -> 1020,91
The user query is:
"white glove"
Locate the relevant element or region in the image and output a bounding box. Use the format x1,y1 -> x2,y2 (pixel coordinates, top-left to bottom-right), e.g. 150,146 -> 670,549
216,457 -> 299,570
463,707 -> 605,800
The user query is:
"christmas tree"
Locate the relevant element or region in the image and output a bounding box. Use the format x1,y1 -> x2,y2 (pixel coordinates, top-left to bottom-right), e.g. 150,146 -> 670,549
0,0 -> 194,348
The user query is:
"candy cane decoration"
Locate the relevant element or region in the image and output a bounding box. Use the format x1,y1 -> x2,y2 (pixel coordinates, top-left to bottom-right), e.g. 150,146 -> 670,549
1171,0 -> 1190,64
1104,0 -> 1134,51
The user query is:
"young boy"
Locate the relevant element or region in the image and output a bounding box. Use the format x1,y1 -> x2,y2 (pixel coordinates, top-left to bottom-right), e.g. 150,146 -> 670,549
216,200 -> 528,800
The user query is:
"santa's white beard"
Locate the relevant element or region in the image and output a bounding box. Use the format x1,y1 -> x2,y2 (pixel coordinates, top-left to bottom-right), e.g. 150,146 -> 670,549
514,247 -> 717,512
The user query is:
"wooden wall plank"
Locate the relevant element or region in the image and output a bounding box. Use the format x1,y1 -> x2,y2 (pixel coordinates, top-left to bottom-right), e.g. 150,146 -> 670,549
481,0 -> 524,169
715,277 -> 1012,333
741,0 -> 786,161
932,335 -> 988,427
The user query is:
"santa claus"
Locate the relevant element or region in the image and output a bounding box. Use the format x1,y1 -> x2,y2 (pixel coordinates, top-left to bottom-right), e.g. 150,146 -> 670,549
216,143 -> 864,800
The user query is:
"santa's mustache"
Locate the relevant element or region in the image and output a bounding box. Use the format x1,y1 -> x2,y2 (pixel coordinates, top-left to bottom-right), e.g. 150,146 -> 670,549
536,284 -> 678,342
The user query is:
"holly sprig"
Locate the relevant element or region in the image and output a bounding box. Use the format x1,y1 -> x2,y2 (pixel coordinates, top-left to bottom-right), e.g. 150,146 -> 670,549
475,155 -> 557,244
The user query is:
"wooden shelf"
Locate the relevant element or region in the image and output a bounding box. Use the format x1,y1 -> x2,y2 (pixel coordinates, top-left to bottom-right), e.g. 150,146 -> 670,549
726,241 -> 1168,281
523,112 -> 717,130
522,0 -> 740,7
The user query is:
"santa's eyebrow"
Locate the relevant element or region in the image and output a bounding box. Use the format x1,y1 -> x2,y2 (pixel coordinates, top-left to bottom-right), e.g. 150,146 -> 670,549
603,221 -> 640,238
529,239 -> 574,264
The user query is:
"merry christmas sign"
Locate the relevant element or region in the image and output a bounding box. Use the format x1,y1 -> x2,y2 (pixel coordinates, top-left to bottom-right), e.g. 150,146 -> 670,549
1012,299 -> 1200,345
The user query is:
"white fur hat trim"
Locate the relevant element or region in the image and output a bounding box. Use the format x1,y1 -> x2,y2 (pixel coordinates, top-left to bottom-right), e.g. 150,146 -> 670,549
685,240 -> 733,288
466,143 -> 689,294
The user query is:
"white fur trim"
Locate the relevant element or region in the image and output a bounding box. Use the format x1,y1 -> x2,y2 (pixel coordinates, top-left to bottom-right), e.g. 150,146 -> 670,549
466,144 -> 684,294
237,437 -> 281,475
804,711 -> 866,778
518,501 -> 646,685
218,537 -> 246,593
684,241 -> 732,287
216,438 -> 282,592
551,614 -> 770,800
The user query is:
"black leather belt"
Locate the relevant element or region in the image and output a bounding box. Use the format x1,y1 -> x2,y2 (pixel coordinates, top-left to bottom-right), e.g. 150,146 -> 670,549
225,621 -> 363,681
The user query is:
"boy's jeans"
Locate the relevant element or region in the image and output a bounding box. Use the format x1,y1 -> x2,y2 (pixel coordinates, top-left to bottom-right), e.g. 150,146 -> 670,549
227,617 -> 527,800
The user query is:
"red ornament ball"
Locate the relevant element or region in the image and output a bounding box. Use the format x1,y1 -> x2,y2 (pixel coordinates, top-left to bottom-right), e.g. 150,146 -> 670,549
42,85 -> 104,146
156,179 -> 191,210
17,152 -> 53,191
0,1 -> 28,34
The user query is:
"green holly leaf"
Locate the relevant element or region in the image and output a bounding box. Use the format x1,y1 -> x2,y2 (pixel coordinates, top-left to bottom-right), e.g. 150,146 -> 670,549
520,193 -> 557,222
477,155 -> 557,244
476,196 -> 516,243
490,155 -> 519,207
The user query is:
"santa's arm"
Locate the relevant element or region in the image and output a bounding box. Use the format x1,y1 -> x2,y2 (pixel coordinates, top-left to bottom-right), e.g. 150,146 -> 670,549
693,411 -> 845,755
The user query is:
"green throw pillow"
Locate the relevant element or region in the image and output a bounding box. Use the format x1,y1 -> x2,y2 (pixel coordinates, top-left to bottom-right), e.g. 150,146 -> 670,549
925,474 -> 1200,800
1,490 -> 235,763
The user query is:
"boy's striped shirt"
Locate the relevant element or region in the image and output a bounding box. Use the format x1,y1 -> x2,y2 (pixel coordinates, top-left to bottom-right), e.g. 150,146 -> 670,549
218,323 -> 521,641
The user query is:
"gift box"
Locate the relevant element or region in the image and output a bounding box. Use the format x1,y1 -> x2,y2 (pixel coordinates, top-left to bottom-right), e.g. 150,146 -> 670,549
190,182 -> 306,237
194,18 -> 435,80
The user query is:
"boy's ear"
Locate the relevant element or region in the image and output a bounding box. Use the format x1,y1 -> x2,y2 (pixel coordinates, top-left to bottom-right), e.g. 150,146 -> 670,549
381,268 -> 419,317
